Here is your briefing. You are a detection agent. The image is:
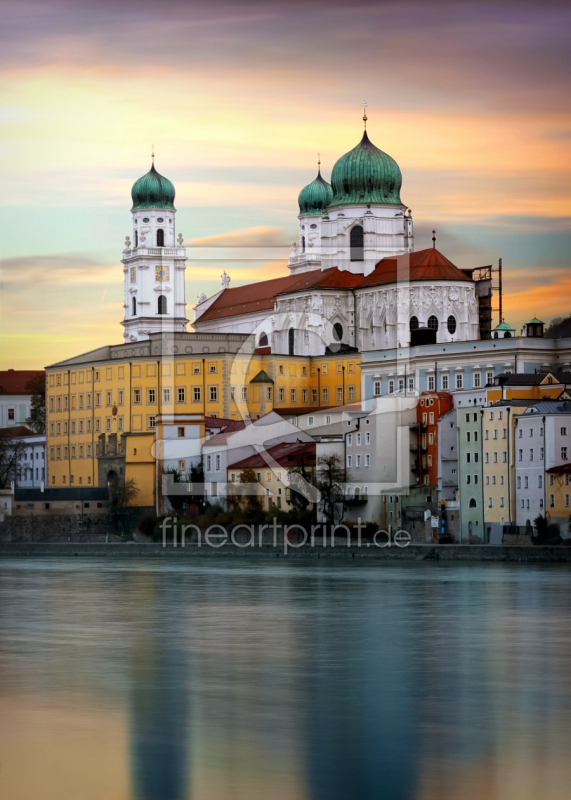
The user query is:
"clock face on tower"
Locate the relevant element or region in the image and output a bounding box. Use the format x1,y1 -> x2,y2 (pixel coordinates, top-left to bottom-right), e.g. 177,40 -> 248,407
155,266 -> 169,282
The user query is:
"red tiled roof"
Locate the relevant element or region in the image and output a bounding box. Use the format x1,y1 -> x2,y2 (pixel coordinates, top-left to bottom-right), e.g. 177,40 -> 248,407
229,440 -> 316,470
195,249 -> 472,324
195,274 -> 303,323
0,370 -> 45,395
546,463 -> 571,474
204,416 -> 238,429
0,426 -> 35,438
358,249 -> 473,288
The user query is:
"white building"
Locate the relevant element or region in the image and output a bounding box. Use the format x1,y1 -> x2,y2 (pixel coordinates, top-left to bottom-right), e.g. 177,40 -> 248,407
121,158 -> 188,342
515,401 -> 571,529
192,123 -> 482,356
0,370 -> 44,429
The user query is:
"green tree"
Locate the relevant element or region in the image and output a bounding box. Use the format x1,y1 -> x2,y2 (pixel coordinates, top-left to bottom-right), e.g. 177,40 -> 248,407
25,374 -> 46,434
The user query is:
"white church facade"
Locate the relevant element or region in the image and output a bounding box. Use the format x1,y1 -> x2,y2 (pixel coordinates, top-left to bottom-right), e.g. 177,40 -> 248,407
122,119 -> 483,354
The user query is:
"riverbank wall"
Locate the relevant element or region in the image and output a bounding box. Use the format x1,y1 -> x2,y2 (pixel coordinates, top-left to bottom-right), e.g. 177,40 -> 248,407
2,542 -> 571,562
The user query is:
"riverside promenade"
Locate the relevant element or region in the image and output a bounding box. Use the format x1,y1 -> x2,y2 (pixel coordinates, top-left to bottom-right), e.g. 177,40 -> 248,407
2,542 -> 571,562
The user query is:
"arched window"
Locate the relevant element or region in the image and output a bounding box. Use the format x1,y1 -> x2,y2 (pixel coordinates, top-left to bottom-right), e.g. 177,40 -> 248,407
134,230 -> 138,247
156,228 -> 164,247
350,225 -> 364,262
428,315 -> 439,331
158,295 -> 167,315
132,297 -> 137,316
258,332 -> 268,347
333,322 -> 343,341
493,331 -> 499,339
447,315 -> 456,334
301,236 -> 305,253
288,328 -> 295,356
504,331 -> 511,338
354,487 -> 360,500
410,316 -> 419,331
469,498 -> 477,508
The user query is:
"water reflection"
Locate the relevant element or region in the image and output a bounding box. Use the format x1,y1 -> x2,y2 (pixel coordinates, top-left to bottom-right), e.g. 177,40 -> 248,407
128,572 -> 190,800
1,560 -> 571,800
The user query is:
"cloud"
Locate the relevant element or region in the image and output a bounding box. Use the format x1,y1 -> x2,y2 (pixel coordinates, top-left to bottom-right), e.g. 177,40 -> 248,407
190,226 -> 287,247
0,253 -> 115,285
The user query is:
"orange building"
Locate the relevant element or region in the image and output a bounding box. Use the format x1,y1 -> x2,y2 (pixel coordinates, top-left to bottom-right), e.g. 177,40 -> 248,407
415,391 -> 454,487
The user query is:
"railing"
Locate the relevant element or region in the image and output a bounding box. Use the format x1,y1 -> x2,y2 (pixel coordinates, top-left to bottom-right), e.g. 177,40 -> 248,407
289,253 -> 321,264
126,247 -> 185,257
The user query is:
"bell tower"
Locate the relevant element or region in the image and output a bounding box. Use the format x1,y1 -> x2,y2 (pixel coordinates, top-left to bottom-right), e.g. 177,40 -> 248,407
121,154 -> 188,342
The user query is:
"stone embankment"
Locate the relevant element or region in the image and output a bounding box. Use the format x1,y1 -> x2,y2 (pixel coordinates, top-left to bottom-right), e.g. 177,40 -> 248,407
1,542 -> 571,562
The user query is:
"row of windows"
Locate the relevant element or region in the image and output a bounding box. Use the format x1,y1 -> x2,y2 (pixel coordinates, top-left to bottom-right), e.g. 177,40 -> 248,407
486,475 -> 505,485
50,382 -> 358,411
549,474 -> 571,486
517,448 -> 547,461
50,360 -> 358,389
346,454 -> 371,468
410,315 -> 456,334
483,452 -> 508,463
517,475 -> 542,489
347,433 -> 371,446
374,371 -> 497,396
550,494 -> 570,507
49,475 -> 93,486
131,295 -> 167,316
488,497 -> 506,508
519,498 -> 543,510
50,445 -> 93,460
485,428 -> 507,439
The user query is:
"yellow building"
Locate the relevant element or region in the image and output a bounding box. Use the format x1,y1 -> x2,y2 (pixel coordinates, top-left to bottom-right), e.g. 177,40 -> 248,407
546,465 -> 571,534
46,332 -> 361,508
486,370 -> 571,404
482,399 -> 539,539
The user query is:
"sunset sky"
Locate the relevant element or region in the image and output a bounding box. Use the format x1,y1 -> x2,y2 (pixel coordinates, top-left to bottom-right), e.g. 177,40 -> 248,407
1,0 -> 570,368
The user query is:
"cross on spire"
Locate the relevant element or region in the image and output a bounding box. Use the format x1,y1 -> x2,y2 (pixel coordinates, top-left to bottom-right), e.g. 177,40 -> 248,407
151,144 -> 155,165
432,230 -> 436,248
362,100 -> 368,129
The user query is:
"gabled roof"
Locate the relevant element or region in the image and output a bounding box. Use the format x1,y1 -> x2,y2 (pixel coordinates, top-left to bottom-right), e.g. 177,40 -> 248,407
229,441 -> 316,470
489,399 -> 551,408
494,371 -> 571,386
204,420 -> 247,446
0,370 -> 45,395
524,401 -> 571,415
250,369 -> 274,384
0,426 -> 35,438
195,248 -> 473,323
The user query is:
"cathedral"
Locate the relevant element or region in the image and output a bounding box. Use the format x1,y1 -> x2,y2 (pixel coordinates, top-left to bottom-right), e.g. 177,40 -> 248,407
122,117 -> 487,355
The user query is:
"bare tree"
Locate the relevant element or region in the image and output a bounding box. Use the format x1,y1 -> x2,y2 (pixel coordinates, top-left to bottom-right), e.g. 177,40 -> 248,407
110,477 -> 139,510
0,430 -> 27,489
25,374 -> 46,434
287,451 -> 316,513
316,453 -> 346,525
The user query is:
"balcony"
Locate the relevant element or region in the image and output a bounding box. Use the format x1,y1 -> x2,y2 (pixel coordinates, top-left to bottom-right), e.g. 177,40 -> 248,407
289,253 -> 321,265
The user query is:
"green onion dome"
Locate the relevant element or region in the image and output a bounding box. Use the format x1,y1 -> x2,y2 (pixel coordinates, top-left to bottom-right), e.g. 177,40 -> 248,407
131,163 -> 176,211
298,169 -> 334,216
329,130 -> 402,207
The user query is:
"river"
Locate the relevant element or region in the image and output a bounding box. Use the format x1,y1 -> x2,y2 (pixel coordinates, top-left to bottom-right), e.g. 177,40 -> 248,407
1,557 -> 570,799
